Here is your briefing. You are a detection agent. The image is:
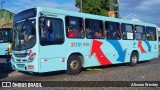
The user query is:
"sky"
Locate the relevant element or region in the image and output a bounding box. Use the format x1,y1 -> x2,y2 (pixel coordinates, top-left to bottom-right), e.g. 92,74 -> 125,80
1,0 -> 160,26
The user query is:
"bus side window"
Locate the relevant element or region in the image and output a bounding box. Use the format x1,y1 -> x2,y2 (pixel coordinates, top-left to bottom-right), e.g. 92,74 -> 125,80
135,25 -> 145,40
105,21 -> 120,40
39,18 -> 54,41
117,23 -> 121,39
105,22 -> 109,39
85,19 -> 104,39
65,16 -> 84,38
0,31 -> 4,42
146,27 -> 156,41
121,23 -> 134,40
47,19 -> 54,41
98,21 -> 104,39
39,17 -> 46,40
65,17 -> 72,37
85,19 -> 91,38
39,17 -> 64,46
79,19 -> 85,38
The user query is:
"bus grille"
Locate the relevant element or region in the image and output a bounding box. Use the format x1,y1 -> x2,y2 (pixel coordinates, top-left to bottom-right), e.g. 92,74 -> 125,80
16,64 -> 25,68
14,53 -> 28,58
16,59 -> 27,62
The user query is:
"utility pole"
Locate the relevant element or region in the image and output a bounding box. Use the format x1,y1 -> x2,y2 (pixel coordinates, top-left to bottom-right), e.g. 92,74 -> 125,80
110,0 -> 120,18
117,0 -> 120,18
80,0 -> 82,12
109,0 -> 114,17
110,0 -> 113,11
0,1 -> 5,9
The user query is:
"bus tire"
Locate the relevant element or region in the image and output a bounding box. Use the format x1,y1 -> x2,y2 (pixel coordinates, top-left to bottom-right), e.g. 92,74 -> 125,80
130,52 -> 139,66
66,55 -> 82,75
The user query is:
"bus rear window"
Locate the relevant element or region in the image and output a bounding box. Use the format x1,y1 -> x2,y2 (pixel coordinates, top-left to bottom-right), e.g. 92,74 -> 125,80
0,29 -> 12,42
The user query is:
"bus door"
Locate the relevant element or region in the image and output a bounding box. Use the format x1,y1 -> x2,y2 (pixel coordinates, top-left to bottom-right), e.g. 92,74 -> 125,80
38,14 -> 67,72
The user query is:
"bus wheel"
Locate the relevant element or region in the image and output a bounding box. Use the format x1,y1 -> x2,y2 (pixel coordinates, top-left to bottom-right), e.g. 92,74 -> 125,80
66,55 -> 82,75
130,52 -> 139,66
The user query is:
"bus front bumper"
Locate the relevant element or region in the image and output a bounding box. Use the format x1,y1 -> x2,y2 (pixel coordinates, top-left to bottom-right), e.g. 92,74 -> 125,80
11,61 -> 38,73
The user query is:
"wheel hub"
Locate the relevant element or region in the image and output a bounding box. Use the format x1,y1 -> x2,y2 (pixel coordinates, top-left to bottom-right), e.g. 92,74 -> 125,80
70,60 -> 79,70
132,55 -> 137,64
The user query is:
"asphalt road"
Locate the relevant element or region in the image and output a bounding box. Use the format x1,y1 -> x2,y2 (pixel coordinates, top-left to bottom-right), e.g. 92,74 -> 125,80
0,57 -> 160,90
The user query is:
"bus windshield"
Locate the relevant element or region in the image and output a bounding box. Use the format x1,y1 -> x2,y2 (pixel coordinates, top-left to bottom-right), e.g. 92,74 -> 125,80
12,19 -> 36,51
0,29 -> 12,42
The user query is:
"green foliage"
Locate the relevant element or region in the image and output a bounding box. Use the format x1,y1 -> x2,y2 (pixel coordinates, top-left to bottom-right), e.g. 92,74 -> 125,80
0,10 -> 15,19
100,9 -> 108,16
75,0 -> 119,17
75,0 -> 110,16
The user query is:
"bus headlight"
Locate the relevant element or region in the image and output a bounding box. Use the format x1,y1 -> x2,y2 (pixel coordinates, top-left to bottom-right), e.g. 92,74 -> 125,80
28,53 -> 37,62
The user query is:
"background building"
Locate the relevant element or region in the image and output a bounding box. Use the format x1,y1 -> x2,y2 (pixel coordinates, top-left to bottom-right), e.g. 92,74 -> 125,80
0,9 -> 15,28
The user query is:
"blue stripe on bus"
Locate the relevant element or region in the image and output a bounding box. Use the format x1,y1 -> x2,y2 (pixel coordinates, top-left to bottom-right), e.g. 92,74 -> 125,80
107,40 -> 126,62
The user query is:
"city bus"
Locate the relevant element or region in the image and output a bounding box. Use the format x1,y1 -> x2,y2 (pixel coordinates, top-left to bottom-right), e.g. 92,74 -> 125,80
11,7 -> 159,75
0,28 -> 12,58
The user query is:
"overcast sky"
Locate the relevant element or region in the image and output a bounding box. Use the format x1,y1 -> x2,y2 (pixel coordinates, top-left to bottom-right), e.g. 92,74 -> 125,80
2,0 -> 160,26
120,0 -> 160,26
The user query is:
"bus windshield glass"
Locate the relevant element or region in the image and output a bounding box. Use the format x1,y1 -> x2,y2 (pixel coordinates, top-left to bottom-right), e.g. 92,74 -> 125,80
12,19 -> 36,51
0,29 -> 12,42
14,8 -> 36,23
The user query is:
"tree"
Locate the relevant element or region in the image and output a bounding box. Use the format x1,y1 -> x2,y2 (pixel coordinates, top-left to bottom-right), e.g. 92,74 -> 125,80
75,0 -> 118,17
75,0 -> 109,16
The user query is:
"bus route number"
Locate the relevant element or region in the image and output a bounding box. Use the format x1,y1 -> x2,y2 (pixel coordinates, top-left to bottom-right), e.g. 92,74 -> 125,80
71,42 -> 89,47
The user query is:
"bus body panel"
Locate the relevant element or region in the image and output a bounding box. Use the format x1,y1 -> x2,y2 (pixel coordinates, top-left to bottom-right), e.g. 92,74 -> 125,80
11,48 -> 39,72
11,7 -> 159,73
0,43 -> 8,58
0,28 -> 12,58
39,43 -> 67,72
